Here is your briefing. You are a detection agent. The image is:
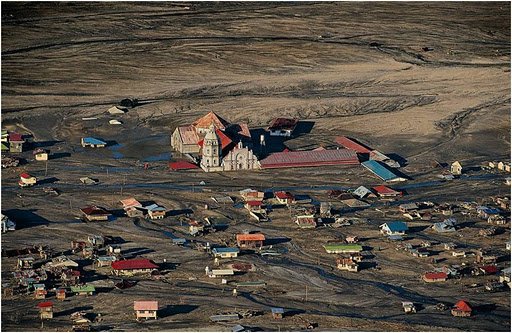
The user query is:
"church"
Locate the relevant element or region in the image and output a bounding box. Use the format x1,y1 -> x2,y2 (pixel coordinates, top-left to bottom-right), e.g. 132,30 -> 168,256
171,112 -> 260,172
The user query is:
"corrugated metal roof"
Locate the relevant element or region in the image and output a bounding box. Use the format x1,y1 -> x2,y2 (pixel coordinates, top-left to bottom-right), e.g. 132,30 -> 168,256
111,258 -> 158,270
212,247 -> 240,253
237,233 -> 265,241
134,301 -> 158,311
260,149 -> 359,169
335,136 -> 371,153
361,160 -> 405,182
82,137 -> 107,145
178,125 -> 200,145
120,197 -> 142,208
169,161 -> 199,171
268,118 -> 298,131
192,112 -> 229,130
198,128 -> 233,151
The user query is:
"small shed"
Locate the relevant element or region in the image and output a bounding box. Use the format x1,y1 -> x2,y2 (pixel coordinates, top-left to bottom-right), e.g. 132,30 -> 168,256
33,148 -> 49,161
9,132 -> 25,153
450,161 -> 462,175
17,257 -> 34,269
37,301 -> 54,319
134,301 -> 158,320
271,307 -> 285,319
402,301 -> 416,314
145,204 -> 166,219
34,283 -> 47,299
451,300 -> 472,317
56,288 -> 67,301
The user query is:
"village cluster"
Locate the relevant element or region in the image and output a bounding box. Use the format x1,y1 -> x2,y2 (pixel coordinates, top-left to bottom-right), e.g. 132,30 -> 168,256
1,110 -> 511,331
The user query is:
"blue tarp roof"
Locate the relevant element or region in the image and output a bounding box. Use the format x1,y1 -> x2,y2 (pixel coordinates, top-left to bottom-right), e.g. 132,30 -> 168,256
82,137 -> 106,145
384,221 -> 408,232
271,307 -> 284,313
361,160 -> 403,181
212,247 -> 239,253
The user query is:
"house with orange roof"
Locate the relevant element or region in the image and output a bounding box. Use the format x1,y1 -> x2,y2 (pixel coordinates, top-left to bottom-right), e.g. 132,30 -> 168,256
236,233 -> 265,249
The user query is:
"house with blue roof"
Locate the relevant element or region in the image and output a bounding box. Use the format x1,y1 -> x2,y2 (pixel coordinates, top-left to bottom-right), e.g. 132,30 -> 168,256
81,137 -> 107,148
212,247 -> 239,259
361,160 -> 407,182
380,221 -> 408,236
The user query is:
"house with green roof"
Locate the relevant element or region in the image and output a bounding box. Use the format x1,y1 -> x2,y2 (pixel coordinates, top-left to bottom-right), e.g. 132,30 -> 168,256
323,244 -> 363,254
70,284 -> 95,296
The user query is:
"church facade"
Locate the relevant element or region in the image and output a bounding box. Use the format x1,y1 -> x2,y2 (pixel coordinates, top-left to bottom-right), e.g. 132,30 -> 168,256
171,112 -> 259,172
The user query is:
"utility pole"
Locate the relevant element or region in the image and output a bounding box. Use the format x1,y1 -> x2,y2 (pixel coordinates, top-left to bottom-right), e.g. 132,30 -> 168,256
45,160 -> 48,177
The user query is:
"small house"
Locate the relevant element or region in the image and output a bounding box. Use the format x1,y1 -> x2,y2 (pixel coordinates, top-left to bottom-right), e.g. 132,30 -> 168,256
82,247 -> 96,259
212,247 -> 240,259
111,258 -> 159,276
245,200 -> 263,212
432,219 -> 456,233
81,137 -> 107,148
444,242 -> 457,250
145,204 -> 166,219
267,118 -> 298,137
236,233 -> 265,249
478,265 -> 498,276
380,221 -> 408,236
271,307 -> 285,319
80,206 -> 111,222
274,191 -> 295,205
452,250 -> 466,257
95,255 -> 118,268
240,188 -> 265,201
56,288 -> 66,301
402,301 -> 416,314
323,244 -> 363,254
295,215 -> 317,228
34,283 -> 47,299
88,235 -> 105,248
352,186 -> 376,199
70,284 -> 96,296
61,269 -> 80,286
134,301 -> 158,320
107,245 -> 121,255
207,268 -> 235,278
37,301 -> 54,319
372,185 -> 402,198
33,148 -> 49,161
19,173 -> 37,187
1,213 -> 16,233
476,249 -> 498,264
9,132 -> 25,153
399,203 -> 418,213
346,236 -> 359,244
17,257 -> 34,269
422,272 -> 448,283
451,300 -> 472,317
336,258 -> 359,272
450,161 -> 462,176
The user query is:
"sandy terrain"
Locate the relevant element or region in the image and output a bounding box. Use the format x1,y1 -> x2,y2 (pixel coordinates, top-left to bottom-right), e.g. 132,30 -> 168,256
1,2 -> 510,332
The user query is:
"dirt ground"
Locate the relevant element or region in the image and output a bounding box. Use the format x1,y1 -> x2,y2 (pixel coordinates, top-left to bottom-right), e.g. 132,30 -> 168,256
1,2 -> 510,332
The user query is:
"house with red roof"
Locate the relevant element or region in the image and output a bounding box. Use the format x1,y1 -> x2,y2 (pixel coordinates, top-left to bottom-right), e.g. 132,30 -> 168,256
451,300 -> 472,317
19,173 -> 37,187
111,258 -> 158,276
244,200 -> 263,212
267,118 -> 298,137
8,132 -> 25,153
422,271 -> 448,283
37,301 -> 54,319
236,233 -> 265,249
80,205 -> 111,222
275,191 -> 295,205
372,185 -> 402,198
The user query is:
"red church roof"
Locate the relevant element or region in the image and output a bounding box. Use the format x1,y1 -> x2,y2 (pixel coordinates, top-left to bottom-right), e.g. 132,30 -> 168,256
111,258 -> 158,271
192,112 -> 229,130
198,129 -> 233,151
